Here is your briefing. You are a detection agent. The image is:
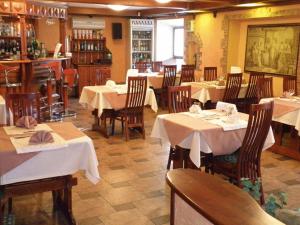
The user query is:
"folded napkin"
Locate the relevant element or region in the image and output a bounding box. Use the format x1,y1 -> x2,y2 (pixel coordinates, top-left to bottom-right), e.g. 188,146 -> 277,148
282,91 -> 294,98
189,104 -> 202,114
217,80 -> 225,86
29,130 -> 54,145
209,117 -> 248,131
216,101 -> 237,113
106,80 -> 116,87
16,116 -> 37,129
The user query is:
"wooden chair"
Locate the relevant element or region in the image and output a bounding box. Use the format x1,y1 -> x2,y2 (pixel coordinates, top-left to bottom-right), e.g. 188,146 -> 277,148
95,69 -> 107,85
5,92 -> 41,125
179,65 -> 195,84
155,65 -> 177,107
112,76 -> 147,141
62,68 -> 79,97
168,85 -> 192,113
283,76 -> 297,95
135,62 -> 148,73
210,101 -> 274,205
152,61 -> 163,73
239,72 -> 265,113
223,73 -> 242,104
167,85 -> 192,169
257,77 -> 273,101
204,67 -> 217,81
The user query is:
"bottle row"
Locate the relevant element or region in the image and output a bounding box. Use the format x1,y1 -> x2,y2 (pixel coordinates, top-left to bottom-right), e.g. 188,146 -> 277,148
73,41 -> 106,52
132,40 -> 151,52
132,31 -> 152,40
0,22 -> 20,37
0,39 -> 21,59
73,29 -> 104,40
132,53 -> 152,64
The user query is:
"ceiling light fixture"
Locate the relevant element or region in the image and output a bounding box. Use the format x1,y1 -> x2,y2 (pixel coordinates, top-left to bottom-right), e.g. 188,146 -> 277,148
107,4 -> 129,11
155,0 -> 172,3
236,2 -> 266,7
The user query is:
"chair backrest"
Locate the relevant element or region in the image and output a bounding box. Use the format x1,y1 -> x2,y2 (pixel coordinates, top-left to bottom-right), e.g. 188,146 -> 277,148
223,73 -> 242,103
162,65 -> 177,88
126,69 -> 139,84
180,65 -> 195,84
257,77 -> 273,100
204,67 -> 217,81
283,76 -> 297,94
168,85 -> 191,113
95,69 -> 107,85
245,72 -> 265,99
152,61 -> 163,72
63,68 -> 78,88
6,92 -> 41,125
237,101 -> 274,181
135,62 -> 148,73
125,76 -> 147,109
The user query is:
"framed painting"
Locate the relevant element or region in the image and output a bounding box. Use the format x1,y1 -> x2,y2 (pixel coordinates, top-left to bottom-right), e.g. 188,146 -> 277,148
244,24 -> 300,76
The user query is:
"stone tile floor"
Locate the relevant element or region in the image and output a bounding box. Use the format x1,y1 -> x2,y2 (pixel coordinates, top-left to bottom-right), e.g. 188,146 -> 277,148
9,100 -> 300,225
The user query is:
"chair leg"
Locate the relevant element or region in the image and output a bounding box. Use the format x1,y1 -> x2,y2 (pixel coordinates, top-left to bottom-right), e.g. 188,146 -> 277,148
125,121 -> 129,141
260,182 -> 265,205
8,198 -> 12,213
167,147 -> 174,170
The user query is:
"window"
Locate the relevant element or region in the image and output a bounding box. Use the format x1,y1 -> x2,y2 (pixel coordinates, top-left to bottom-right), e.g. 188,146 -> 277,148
173,27 -> 184,58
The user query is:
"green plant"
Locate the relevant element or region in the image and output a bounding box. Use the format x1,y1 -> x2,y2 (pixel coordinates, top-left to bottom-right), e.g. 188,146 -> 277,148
240,178 -> 287,216
265,192 -> 288,216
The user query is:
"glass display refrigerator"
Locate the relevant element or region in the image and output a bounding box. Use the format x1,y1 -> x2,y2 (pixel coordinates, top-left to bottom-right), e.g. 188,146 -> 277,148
130,19 -> 154,68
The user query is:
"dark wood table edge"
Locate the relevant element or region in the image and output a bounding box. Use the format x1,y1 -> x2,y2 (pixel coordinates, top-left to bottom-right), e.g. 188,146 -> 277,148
0,175 -> 77,225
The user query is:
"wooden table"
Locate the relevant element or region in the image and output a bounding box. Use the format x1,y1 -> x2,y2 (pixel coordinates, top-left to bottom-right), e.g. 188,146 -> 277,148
181,81 -> 248,104
261,97 -> 300,160
79,84 -> 158,137
167,169 -> 284,225
151,111 -> 275,167
0,122 -> 100,225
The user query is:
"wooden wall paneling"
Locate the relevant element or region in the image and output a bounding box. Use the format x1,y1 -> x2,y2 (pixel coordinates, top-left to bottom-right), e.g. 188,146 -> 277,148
20,15 -> 27,60
0,1 -> 11,14
11,1 -> 26,14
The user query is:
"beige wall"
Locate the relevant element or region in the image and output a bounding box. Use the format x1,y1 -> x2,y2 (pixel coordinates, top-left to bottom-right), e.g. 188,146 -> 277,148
187,4 -> 300,96
37,16 -> 130,83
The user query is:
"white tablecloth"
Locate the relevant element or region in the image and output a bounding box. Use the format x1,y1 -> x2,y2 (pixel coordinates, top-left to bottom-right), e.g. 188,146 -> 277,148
0,95 -> 6,125
182,82 -> 248,104
0,136 -> 100,185
151,113 -> 275,167
79,85 -> 158,116
261,97 -> 300,135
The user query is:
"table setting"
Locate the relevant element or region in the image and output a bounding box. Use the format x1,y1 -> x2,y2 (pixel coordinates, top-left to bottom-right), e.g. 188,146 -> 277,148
151,101 -> 274,167
0,116 -> 100,185
181,80 -> 248,104
79,80 -> 158,117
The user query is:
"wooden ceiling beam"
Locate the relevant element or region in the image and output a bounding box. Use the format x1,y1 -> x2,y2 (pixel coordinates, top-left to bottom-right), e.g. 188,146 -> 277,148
46,0 -> 189,9
140,8 -> 184,16
68,7 -> 139,17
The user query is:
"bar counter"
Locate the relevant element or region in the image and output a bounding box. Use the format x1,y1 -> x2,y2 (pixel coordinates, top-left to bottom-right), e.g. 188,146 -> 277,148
0,57 -> 71,95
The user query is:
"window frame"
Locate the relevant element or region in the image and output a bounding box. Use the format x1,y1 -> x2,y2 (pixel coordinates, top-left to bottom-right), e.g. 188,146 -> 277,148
173,26 -> 184,59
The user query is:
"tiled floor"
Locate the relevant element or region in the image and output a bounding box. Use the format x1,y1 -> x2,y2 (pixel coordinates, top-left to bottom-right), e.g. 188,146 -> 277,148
9,100 -> 300,225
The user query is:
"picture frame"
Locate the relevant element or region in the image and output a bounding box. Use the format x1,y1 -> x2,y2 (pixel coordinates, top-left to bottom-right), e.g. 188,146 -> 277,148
244,24 -> 300,76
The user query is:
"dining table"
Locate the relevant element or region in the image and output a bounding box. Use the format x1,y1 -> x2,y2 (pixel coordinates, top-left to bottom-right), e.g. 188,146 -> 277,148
0,122 -> 100,225
181,81 -> 248,104
151,110 -> 275,167
137,72 -> 181,89
260,96 -> 300,161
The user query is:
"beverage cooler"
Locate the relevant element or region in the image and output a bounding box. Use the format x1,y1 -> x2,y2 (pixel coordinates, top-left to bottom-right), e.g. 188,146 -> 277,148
130,19 -> 154,68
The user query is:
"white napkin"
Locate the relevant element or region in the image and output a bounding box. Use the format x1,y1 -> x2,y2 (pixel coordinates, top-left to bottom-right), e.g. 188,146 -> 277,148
216,101 -> 237,112
209,116 -> 248,131
106,80 -> 116,88
189,104 -> 202,114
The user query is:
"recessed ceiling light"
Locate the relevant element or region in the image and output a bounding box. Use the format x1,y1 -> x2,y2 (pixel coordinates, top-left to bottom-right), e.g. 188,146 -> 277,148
107,4 -> 129,11
155,0 -> 172,3
236,2 -> 266,7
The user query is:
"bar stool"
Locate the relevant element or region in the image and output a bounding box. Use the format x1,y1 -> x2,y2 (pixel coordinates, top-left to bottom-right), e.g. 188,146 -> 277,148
39,64 -> 64,122
0,64 -> 22,95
